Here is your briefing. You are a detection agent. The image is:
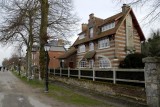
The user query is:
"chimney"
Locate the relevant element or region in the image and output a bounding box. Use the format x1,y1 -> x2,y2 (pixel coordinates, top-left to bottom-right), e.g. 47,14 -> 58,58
122,4 -> 130,13
82,23 -> 87,31
89,13 -> 94,19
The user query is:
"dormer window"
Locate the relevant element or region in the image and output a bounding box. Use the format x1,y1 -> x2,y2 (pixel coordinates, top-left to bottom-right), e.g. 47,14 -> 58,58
79,33 -> 85,40
89,27 -> 93,38
101,22 -> 115,32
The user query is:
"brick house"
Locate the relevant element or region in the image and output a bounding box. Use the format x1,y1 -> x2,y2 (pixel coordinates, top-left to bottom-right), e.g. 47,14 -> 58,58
32,40 -> 66,69
59,4 -> 145,68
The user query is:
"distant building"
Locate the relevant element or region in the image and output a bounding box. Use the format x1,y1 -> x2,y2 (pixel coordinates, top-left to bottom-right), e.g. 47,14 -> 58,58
59,4 -> 145,69
32,39 -> 66,69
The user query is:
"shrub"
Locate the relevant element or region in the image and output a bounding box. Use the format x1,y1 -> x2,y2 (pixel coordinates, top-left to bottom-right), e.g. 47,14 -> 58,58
119,53 -> 146,68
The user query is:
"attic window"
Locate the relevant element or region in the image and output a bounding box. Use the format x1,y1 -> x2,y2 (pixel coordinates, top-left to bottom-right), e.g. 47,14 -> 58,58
79,33 -> 85,40
101,22 -> 115,32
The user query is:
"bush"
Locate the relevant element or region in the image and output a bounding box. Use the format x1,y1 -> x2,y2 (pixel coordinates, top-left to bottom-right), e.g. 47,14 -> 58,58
119,53 -> 146,68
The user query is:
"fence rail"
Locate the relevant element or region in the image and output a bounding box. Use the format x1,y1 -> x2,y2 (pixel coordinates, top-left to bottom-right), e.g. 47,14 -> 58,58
49,68 -> 145,85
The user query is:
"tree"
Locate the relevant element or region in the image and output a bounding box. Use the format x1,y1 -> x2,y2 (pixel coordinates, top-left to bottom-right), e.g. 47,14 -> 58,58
0,0 -> 79,79
142,29 -> 160,56
38,0 -> 79,79
38,0 -> 49,80
0,0 -> 40,78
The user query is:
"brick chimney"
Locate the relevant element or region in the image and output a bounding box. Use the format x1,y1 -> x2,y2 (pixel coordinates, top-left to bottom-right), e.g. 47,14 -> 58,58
122,4 -> 130,13
81,23 -> 87,31
89,13 -> 94,19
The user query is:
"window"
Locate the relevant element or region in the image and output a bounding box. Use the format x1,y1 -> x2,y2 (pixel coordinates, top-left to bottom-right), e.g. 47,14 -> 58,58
99,58 -> 110,68
98,38 -> 110,49
89,42 -> 94,51
89,59 -> 94,68
79,33 -> 85,40
89,27 -> 93,38
80,61 -> 86,68
78,44 -> 86,53
101,22 -> 115,32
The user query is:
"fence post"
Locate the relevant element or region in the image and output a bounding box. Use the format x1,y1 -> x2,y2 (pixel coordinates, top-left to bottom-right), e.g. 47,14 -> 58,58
68,67 -> 70,77
60,68 -> 62,77
54,68 -> 55,75
93,67 -> 95,81
78,68 -> 81,79
113,68 -> 116,84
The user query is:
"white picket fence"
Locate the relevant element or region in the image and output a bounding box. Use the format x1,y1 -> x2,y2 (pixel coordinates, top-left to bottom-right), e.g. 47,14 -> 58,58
49,68 -> 145,84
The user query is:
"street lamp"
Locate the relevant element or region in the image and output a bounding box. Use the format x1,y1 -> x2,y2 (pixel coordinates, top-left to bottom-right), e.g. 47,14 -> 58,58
44,43 -> 51,92
13,62 -> 14,70
18,57 -> 21,75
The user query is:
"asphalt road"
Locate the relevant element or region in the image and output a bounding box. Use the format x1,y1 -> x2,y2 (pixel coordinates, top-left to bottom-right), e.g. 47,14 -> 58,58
0,70 -> 72,107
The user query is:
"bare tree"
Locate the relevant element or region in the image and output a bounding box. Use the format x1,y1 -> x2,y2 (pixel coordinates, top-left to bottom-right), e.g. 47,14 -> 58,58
38,0 -> 79,79
0,0 -> 79,79
0,0 -> 40,78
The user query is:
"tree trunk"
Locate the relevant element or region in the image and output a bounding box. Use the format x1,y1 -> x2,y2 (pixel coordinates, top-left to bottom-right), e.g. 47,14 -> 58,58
39,0 -> 49,79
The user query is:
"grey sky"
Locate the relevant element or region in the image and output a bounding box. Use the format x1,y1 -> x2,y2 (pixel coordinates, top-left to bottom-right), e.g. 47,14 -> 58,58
0,0 -> 159,65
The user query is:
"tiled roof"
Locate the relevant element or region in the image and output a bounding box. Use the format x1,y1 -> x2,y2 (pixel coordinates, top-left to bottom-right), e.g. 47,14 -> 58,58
74,8 -> 145,46
74,13 -> 124,46
58,47 -> 76,59
101,13 -> 123,26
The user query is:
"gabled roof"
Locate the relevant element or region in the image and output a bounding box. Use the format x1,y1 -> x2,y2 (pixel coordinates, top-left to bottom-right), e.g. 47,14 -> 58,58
74,7 -> 145,46
58,47 -> 76,59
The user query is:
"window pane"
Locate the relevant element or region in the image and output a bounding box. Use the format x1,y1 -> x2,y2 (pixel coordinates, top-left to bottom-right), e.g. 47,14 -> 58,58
90,28 -> 93,38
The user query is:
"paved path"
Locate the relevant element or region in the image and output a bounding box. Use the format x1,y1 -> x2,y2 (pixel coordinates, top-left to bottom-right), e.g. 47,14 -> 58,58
0,71 -> 74,107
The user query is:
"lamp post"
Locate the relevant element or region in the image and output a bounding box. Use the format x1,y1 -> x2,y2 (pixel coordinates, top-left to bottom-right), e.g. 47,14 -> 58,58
13,62 -> 14,70
18,57 -> 21,75
44,43 -> 51,92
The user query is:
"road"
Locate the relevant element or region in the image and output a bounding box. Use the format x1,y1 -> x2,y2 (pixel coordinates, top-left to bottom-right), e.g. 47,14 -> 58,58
0,70 -> 74,107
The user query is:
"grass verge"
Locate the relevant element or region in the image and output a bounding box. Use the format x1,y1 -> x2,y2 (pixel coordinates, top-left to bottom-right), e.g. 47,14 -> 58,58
12,71 -> 111,107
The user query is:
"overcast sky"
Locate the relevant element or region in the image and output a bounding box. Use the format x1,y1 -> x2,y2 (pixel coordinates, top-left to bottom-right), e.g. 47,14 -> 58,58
0,0 -> 159,66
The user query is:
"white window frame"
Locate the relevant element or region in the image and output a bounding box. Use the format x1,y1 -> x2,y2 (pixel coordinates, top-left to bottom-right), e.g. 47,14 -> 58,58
89,42 -> 94,51
89,59 -> 94,68
101,22 -> 115,32
99,58 -> 111,68
80,61 -> 86,68
98,38 -> 110,49
78,44 -> 86,53
79,33 -> 85,40
89,27 -> 93,38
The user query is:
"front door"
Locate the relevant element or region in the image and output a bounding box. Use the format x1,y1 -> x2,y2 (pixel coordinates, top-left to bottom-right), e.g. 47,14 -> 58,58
69,62 -> 74,68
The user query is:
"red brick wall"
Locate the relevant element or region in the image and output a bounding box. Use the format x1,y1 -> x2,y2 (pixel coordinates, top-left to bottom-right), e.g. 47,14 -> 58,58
32,51 -> 65,69
48,51 -> 65,69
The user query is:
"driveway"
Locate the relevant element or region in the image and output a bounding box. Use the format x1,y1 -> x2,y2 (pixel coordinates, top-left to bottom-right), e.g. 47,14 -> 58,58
0,70 -> 75,107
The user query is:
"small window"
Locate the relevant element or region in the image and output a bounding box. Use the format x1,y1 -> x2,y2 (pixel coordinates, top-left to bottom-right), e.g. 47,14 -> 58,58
80,61 -> 86,68
98,38 -> 110,49
89,42 -> 94,51
99,58 -> 111,68
89,27 -> 93,38
101,22 -> 115,32
78,44 -> 86,53
79,33 -> 85,40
